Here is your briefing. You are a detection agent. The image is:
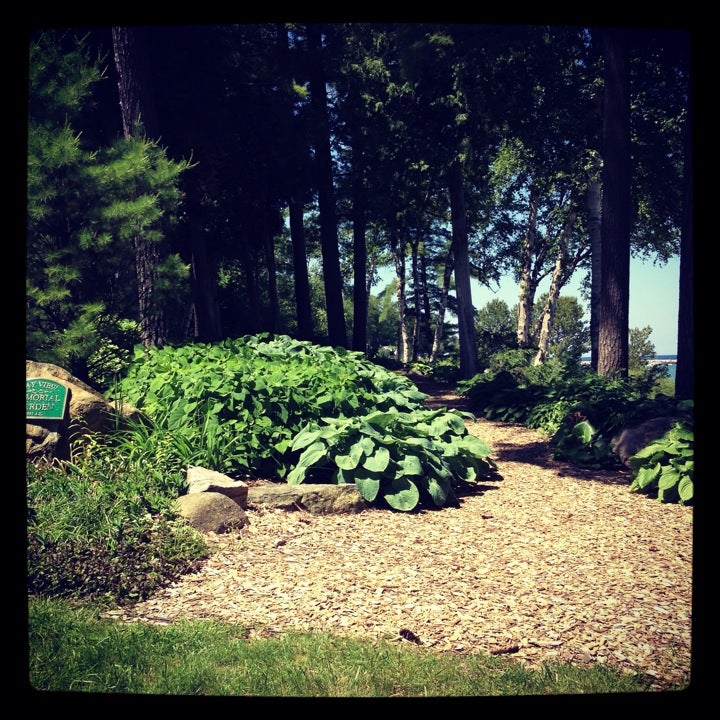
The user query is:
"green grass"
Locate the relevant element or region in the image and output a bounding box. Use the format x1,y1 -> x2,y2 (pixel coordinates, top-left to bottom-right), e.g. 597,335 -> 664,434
27,597 -> 666,697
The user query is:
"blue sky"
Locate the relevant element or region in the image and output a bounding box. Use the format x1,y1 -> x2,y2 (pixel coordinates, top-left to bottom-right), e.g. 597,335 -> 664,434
472,256 -> 680,356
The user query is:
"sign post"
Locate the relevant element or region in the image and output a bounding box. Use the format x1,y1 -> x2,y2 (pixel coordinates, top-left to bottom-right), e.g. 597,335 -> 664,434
26,378 -> 69,421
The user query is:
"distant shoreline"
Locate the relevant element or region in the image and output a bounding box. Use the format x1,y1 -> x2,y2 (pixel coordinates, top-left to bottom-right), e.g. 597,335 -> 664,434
580,355 -> 677,365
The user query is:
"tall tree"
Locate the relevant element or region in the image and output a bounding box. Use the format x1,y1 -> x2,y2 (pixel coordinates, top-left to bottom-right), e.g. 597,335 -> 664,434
112,25 -> 167,348
448,159 -> 479,377
675,53 -> 693,400
277,24 -> 314,340
597,27 -> 632,378
27,30 -> 112,379
429,248 -> 454,363
532,201 -> 581,365
307,23 -> 347,347
586,153 -> 603,371
516,185 -> 541,348
28,30 -> 190,385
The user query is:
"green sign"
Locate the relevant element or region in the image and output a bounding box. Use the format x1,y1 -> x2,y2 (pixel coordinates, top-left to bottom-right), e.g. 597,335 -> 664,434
26,378 -> 69,421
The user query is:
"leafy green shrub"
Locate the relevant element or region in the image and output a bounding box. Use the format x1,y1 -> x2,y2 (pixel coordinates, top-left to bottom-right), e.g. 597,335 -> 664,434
628,421 -> 694,505
287,407 -> 498,511
551,415 -> 615,467
456,358 -> 694,496
112,334 -> 428,478
525,397 -> 574,436
456,370 -> 518,414
486,348 -> 537,376
457,369 -> 550,426
427,358 -> 462,383
549,380 -> 688,469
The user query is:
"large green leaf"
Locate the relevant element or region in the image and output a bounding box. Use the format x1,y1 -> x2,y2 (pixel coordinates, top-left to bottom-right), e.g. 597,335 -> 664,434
355,475 -> 380,502
397,454 -> 424,476
334,436 -> 365,470
678,476 -> 694,503
291,427 -> 322,452
404,436 -> 436,450
363,446 -> 391,472
335,453 -> 359,470
287,441 -> 327,485
630,463 -> 661,491
667,424 -> 694,443
657,465 -> 680,490
424,476 -> 449,506
383,477 -> 420,512
430,413 -> 466,437
363,410 -> 399,428
630,442 -> 667,462
459,434 -> 492,457
286,464 -> 307,485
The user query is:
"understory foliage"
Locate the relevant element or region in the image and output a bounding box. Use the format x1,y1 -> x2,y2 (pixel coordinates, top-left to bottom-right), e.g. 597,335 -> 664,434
27,456 -> 208,604
628,420 -> 694,504
27,335 -> 500,603
112,334 -> 498,511
288,409 -> 497,511
457,354 -> 694,505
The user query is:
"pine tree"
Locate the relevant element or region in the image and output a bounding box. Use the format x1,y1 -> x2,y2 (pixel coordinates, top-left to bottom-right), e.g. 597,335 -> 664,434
27,30 -> 190,386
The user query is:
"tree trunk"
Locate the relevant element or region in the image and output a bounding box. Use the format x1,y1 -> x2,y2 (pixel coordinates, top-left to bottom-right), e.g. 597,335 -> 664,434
189,229 -> 222,342
307,24 -> 347,348
240,230 -> 261,335
587,163 -> 603,371
278,25 -> 314,342
430,248 -> 454,363
263,207 -> 281,334
289,196 -> 314,340
597,28 -> 631,378
533,208 -> 577,365
410,239 -> 421,362
448,160 -> 478,379
112,26 -> 167,348
420,252 -> 435,354
391,237 -> 410,364
675,70 -> 693,400
351,121 -> 368,354
516,188 -> 540,348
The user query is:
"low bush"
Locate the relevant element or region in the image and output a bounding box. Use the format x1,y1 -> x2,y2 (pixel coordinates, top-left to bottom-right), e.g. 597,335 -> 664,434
27,449 -> 208,605
628,419 -> 694,505
287,407 -> 498,511
456,354 -> 694,502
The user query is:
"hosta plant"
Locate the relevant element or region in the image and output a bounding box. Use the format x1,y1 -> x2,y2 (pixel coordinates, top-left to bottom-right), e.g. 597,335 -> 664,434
287,407 -> 499,511
111,334 -> 428,478
628,421 -> 694,505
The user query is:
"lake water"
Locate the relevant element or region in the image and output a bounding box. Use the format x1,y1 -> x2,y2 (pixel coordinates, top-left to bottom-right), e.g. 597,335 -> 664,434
656,355 -> 677,381
580,355 -> 677,380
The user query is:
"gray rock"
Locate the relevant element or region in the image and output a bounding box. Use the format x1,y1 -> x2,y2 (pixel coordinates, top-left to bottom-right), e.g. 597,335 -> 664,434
247,483 -> 368,515
187,466 -> 249,507
611,416 -> 683,466
174,492 -> 250,534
